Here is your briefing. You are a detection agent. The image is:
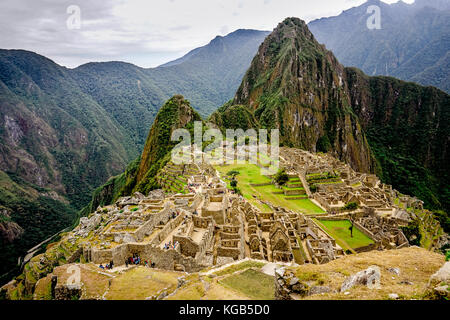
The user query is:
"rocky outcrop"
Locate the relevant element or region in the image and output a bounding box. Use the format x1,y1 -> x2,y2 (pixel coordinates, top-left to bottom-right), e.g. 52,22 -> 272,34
274,267 -> 331,300
54,284 -> 82,300
426,261 -> 450,299
340,266 -> 381,292
0,210 -> 23,243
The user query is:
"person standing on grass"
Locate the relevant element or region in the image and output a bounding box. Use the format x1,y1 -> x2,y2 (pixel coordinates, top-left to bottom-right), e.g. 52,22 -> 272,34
349,219 -> 354,238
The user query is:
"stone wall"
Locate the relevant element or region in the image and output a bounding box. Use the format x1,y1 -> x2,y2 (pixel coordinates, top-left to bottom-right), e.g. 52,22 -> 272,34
202,209 -> 226,225
90,212 -> 186,266
90,234 -> 208,273
217,246 -> 240,260
353,221 -> 376,240
150,212 -> 186,246
354,243 -> 378,253
172,235 -> 199,258
220,231 -> 240,240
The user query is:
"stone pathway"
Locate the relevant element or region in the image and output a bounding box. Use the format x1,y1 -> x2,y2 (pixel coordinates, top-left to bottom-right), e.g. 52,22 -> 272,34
261,263 -> 281,276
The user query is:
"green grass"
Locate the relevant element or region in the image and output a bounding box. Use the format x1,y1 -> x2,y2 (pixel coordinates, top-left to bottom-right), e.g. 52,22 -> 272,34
213,261 -> 266,277
218,163 -> 272,184
219,269 -> 274,300
314,219 -> 374,251
283,186 -> 305,191
215,162 -> 325,215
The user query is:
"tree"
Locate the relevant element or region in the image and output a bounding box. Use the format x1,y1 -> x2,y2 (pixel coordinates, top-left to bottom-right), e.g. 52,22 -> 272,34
274,168 -> 289,186
230,178 -> 240,195
343,202 -> 358,211
227,170 -> 240,178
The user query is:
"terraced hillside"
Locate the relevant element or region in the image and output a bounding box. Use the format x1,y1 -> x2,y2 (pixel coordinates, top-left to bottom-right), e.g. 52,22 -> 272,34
156,162 -> 201,195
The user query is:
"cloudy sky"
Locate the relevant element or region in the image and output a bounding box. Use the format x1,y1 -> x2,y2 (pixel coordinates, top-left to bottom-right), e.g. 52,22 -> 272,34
0,0 -> 414,68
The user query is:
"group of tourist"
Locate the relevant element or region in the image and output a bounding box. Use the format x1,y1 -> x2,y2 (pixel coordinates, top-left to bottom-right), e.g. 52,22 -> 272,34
187,183 -> 199,193
125,253 -> 141,266
188,183 -> 201,188
99,260 -> 114,270
171,211 -> 180,219
123,254 -> 156,268
163,240 -> 179,250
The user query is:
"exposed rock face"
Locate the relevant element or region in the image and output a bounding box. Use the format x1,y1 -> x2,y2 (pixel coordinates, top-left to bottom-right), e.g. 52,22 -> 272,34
340,266 -> 381,292
0,210 -> 23,243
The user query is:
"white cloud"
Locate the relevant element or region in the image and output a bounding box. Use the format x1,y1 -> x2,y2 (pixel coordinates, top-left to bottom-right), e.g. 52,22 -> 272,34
0,0 -> 417,68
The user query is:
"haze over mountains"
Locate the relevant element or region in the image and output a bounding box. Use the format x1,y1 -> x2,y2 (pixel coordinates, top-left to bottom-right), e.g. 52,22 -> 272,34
308,0 -> 450,93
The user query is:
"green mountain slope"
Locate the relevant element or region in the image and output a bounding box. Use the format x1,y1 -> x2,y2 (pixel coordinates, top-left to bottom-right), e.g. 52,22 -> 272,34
85,95 -> 201,213
0,50 -> 128,281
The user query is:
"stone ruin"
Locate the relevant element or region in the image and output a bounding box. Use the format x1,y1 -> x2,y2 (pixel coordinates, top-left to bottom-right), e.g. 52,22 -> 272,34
60,146 -> 418,274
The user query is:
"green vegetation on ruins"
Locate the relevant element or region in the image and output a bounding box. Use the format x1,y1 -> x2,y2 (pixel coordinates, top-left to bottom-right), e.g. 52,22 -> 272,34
314,219 -> 374,252
215,161 -> 325,215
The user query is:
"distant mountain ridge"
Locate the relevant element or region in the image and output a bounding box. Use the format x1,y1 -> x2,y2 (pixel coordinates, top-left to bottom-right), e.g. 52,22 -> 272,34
308,0 -> 450,93
70,29 -> 270,148
159,29 -> 269,68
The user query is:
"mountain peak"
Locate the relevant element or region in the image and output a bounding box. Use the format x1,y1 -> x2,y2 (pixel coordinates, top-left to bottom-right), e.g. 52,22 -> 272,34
275,17 -> 310,35
134,95 -> 201,192
215,18 -> 374,173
